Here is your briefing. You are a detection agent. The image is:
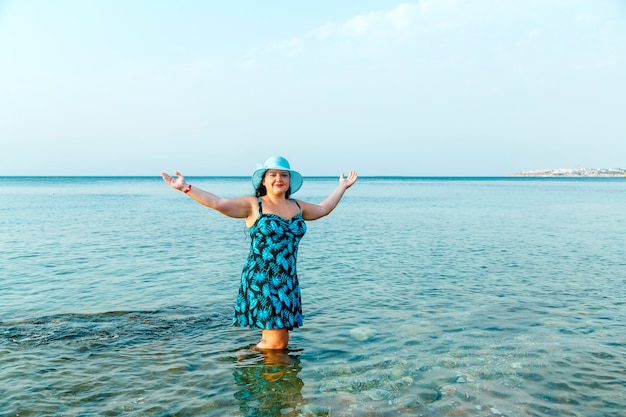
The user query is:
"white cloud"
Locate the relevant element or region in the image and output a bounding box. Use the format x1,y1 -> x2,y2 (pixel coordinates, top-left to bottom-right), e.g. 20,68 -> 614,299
387,3 -> 419,30
272,2 -> 428,56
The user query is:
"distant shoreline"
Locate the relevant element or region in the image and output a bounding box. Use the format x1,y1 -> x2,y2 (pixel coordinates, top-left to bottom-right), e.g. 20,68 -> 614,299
513,168 -> 626,177
2,171 -> 626,178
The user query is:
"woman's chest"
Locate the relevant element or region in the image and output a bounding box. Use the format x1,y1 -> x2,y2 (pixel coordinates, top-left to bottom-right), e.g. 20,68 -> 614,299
253,215 -> 306,239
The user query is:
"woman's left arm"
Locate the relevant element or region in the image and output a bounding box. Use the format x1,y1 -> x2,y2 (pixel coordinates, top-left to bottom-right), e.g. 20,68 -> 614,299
300,171 -> 358,220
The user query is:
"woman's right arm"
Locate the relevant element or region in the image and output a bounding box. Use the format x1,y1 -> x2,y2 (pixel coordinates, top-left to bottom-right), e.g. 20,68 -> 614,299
161,171 -> 254,219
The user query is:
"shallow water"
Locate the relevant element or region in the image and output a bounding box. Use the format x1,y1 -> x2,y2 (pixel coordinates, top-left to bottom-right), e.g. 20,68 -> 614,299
1,176 -> 625,416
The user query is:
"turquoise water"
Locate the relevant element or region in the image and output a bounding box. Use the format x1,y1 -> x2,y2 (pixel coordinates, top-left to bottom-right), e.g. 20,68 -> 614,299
1,176 -> 625,416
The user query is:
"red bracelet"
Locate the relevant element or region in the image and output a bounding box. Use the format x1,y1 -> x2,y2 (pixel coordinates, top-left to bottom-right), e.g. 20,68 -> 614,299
183,184 -> 192,194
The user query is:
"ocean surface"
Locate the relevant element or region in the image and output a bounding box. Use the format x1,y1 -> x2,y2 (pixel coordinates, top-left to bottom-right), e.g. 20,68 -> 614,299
1,176 -> 625,417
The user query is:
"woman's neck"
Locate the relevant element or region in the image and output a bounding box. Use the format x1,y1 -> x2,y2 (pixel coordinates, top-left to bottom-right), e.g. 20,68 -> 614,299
263,193 -> 287,205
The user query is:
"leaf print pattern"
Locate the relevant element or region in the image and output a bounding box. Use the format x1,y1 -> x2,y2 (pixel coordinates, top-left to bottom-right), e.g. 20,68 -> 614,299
233,198 -> 306,330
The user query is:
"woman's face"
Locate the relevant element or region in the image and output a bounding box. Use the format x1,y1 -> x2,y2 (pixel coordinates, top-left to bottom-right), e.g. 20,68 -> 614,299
263,169 -> 291,193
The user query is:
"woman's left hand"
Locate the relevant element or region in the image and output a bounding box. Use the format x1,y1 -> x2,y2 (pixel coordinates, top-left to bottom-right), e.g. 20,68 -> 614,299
339,171 -> 358,189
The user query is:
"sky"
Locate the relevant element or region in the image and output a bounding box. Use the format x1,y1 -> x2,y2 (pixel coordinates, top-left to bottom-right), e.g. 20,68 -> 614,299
1,0 -> 625,176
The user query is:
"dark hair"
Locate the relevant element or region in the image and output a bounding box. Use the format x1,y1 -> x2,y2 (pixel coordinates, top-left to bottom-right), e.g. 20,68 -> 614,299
254,171 -> 292,198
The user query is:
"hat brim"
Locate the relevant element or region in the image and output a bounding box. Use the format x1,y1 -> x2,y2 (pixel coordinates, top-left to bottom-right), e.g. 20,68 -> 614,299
252,168 -> 303,194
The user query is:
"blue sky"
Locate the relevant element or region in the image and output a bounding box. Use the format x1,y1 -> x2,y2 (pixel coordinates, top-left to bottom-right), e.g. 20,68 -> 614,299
1,0 -> 624,176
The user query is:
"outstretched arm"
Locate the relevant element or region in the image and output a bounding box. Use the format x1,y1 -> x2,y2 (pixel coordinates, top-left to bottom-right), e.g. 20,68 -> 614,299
300,170 -> 358,221
161,171 -> 254,219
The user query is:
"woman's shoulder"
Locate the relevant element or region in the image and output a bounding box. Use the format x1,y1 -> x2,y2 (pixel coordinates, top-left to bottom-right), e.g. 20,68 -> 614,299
291,198 -> 312,207
232,195 -> 258,204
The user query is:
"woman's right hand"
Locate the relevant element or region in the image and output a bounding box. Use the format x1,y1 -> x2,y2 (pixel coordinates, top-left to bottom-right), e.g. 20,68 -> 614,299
161,171 -> 187,191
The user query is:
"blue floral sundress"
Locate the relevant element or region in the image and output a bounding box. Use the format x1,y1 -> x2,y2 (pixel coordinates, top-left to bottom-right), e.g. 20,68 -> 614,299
233,198 -> 306,330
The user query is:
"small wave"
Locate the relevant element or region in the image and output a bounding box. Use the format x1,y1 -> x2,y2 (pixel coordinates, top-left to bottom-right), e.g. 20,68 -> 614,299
1,305 -> 229,349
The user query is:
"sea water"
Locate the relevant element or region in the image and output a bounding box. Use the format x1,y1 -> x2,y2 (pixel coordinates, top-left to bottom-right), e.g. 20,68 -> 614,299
1,176 -> 625,417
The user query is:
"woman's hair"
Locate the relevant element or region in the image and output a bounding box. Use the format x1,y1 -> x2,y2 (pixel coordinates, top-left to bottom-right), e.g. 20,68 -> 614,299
254,183 -> 267,197
254,171 -> 292,199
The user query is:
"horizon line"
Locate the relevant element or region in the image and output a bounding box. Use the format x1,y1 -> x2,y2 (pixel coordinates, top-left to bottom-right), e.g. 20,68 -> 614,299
1,174 -> 624,179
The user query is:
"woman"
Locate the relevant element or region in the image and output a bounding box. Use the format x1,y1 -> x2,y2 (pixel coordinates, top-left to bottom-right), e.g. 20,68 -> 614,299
162,156 -> 358,350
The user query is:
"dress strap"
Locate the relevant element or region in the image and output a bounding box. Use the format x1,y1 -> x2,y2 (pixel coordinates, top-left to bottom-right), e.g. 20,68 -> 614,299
291,199 -> 302,214
257,197 -> 263,214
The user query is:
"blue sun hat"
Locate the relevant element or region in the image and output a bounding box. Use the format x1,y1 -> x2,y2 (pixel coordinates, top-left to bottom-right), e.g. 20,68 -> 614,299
252,156 -> 303,194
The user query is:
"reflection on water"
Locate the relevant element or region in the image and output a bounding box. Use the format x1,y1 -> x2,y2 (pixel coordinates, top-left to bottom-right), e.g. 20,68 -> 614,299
233,348 -> 308,417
